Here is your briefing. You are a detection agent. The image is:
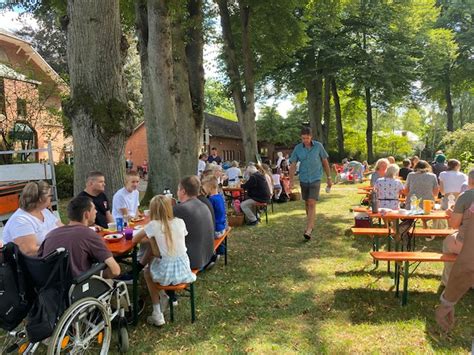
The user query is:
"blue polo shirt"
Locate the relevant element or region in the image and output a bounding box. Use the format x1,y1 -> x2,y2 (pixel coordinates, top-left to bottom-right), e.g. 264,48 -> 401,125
289,140 -> 329,183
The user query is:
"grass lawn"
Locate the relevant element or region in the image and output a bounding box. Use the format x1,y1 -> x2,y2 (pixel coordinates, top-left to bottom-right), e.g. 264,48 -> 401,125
115,184 -> 473,354
15,184 -> 474,353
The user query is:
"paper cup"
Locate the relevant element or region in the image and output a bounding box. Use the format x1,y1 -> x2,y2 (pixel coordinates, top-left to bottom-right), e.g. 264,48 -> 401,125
107,222 -> 117,231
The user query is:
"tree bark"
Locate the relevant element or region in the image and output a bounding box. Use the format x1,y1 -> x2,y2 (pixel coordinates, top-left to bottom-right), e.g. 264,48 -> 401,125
136,0 -> 181,199
323,75 -> 331,147
445,82 -> 454,132
331,77 -> 344,156
66,0 -> 131,198
306,75 -> 323,142
365,86 -> 374,163
172,9 -> 199,177
185,0 -> 205,153
216,0 -> 258,163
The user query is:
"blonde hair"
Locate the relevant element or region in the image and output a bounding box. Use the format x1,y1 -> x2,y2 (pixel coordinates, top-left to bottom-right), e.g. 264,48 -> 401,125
374,158 -> 389,172
149,195 -> 175,255
385,164 -> 399,179
20,181 -> 51,212
202,175 -> 218,191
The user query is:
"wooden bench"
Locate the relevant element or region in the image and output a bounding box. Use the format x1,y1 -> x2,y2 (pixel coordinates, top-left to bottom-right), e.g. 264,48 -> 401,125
370,251 -> 457,305
351,227 -> 456,238
155,227 -> 233,323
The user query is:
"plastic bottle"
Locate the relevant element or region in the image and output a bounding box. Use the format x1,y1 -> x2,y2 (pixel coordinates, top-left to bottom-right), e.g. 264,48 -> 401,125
371,190 -> 378,213
325,185 -> 331,193
447,194 -> 456,209
410,195 -> 417,212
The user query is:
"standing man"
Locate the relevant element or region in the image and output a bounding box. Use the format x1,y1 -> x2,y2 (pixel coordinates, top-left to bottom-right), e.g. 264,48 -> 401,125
207,147 -> 222,165
78,171 -> 114,229
112,171 -> 141,221
289,127 -> 332,241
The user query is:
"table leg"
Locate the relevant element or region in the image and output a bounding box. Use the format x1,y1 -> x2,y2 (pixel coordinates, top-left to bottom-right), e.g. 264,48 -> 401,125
402,261 -> 409,306
224,236 -> 228,266
132,245 -> 138,326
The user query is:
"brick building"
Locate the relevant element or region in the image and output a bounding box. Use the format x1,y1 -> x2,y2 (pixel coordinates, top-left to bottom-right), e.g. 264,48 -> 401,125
125,113 -> 281,169
0,29 -> 68,163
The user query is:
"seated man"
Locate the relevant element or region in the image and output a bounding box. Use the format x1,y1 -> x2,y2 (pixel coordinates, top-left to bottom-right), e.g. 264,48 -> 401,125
173,176 -> 214,270
78,171 -> 114,229
112,171 -> 141,221
39,196 -> 121,279
441,168 -> 474,286
241,165 -> 271,226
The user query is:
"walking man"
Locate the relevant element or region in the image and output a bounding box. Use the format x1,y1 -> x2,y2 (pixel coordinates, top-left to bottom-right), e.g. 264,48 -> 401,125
289,127 -> 332,240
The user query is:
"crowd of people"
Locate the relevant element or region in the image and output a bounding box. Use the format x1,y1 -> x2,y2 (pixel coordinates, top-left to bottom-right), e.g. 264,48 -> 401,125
1,134 -> 472,336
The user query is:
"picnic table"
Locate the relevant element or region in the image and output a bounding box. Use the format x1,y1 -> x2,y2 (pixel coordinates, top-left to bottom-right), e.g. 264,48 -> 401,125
101,216 -> 149,325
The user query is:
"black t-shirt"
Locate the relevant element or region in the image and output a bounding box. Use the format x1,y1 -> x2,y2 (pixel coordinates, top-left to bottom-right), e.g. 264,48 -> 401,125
242,172 -> 271,203
207,155 -> 222,165
399,167 -> 412,181
78,190 -> 110,228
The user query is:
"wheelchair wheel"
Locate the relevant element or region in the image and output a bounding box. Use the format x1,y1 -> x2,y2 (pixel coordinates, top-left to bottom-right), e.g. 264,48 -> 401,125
48,297 -> 111,355
117,326 -> 129,353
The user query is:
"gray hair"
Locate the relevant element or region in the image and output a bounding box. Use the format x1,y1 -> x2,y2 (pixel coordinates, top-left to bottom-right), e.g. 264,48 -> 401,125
246,165 -> 258,175
385,164 -> 400,179
468,168 -> 474,182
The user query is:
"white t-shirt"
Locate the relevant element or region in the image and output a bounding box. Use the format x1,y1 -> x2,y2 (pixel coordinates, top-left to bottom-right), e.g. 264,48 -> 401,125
144,218 -> 188,257
112,187 -> 140,220
197,160 -> 206,176
2,208 -> 59,246
226,167 -> 241,182
439,171 -> 468,194
272,174 -> 281,186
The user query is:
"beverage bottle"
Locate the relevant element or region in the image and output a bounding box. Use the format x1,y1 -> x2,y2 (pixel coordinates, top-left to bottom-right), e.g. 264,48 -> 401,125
371,190 -> 378,213
116,217 -> 124,232
447,194 -> 456,209
325,185 -> 331,193
410,195 -> 417,212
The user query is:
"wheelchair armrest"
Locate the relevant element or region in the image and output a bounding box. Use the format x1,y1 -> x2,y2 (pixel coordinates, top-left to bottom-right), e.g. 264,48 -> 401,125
43,247 -> 66,262
72,263 -> 106,284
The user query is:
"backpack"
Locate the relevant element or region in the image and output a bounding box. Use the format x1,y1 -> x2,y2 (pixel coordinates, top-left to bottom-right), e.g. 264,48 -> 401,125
0,243 -> 33,331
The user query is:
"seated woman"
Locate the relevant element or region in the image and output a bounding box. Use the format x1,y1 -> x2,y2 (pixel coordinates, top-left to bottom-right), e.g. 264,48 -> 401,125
404,160 -> 439,210
370,158 -> 389,186
374,164 -> 404,210
439,159 -> 468,210
133,195 -> 196,327
241,165 -> 271,225
3,181 -> 62,255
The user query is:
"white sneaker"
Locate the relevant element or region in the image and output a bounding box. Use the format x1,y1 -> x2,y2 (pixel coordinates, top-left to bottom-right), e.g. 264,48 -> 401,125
147,312 -> 165,327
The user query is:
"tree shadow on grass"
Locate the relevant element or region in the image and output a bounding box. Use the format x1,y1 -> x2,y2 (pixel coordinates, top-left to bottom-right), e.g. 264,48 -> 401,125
335,267 -> 443,280
332,287 -> 474,352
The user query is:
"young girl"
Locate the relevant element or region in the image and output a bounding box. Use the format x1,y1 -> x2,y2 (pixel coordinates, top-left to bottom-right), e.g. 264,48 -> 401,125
133,195 -> 196,327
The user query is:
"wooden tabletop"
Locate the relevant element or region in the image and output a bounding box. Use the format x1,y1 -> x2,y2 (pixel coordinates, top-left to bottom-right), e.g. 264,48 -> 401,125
102,216 -> 149,256
351,207 -> 449,220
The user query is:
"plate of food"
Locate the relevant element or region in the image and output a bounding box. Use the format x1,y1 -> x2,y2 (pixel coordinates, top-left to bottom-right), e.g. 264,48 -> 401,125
130,216 -> 145,223
134,225 -> 144,230
103,233 -> 123,243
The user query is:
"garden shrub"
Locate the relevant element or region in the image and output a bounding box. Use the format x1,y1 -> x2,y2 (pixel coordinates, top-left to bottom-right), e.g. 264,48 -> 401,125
55,163 -> 74,198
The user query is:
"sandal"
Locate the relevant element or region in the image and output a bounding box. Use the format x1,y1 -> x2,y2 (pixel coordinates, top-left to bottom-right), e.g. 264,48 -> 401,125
303,229 -> 313,241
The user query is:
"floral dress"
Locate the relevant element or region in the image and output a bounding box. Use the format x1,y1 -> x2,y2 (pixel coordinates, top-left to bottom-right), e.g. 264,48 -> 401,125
374,177 -> 404,210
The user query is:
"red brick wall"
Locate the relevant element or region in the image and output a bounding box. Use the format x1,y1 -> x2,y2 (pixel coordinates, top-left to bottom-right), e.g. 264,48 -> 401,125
124,124 -> 147,170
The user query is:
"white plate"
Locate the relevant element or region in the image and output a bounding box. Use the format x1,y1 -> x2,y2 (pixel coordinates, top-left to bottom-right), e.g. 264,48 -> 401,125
103,233 -> 123,240
134,225 -> 144,230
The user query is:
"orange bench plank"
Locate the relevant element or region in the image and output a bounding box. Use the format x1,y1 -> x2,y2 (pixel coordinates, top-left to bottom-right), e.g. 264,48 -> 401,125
156,269 -> 199,290
213,227 -> 232,250
370,251 -> 457,262
352,227 -> 456,237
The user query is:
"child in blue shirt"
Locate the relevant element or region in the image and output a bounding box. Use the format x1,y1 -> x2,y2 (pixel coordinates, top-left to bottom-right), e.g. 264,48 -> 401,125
202,176 -> 227,255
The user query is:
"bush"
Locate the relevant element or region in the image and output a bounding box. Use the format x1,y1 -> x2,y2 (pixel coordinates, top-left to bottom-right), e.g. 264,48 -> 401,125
55,163 -> 74,199
442,123 -> 474,168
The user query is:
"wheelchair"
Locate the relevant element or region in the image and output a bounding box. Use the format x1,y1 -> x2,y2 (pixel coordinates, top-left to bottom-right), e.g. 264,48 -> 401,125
1,245 -> 131,354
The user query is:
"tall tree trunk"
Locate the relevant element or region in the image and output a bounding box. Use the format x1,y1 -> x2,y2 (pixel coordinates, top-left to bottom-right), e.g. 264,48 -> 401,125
185,0 -> 205,153
365,86 -> 374,163
331,77 -> 344,156
216,0 -> 258,163
445,83 -> 454,132
66,0 -> 131,198
323,75 -> 331,147
172,9 -> 199,177
136,0 -> 181,199
306,75 -> 323,142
